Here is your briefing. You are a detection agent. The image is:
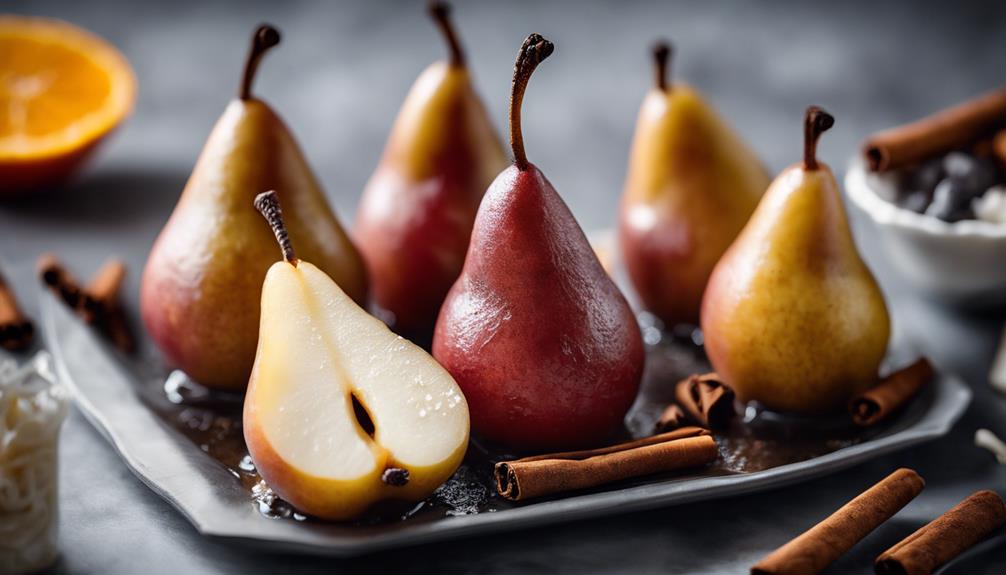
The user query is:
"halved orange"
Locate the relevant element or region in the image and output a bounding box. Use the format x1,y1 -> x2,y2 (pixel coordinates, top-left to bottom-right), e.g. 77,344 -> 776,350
0,16 -> 136,194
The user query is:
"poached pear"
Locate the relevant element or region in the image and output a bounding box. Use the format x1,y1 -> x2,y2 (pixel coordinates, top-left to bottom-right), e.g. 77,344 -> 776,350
141,26 -> 367,391
245,191 -> 468,520
432,34 -> 644,452
354,1 -> 507,344
701,107 -> 891,413
619,42 -> 770,327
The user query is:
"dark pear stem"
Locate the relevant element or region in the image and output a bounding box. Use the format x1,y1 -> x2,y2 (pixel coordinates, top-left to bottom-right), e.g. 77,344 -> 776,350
803,106 -> 835,170
652,41 -> 671,91
239,25 -> 281,100
428,1 -> 465,67
509,33 -> 555,171
254,191 -> 298,266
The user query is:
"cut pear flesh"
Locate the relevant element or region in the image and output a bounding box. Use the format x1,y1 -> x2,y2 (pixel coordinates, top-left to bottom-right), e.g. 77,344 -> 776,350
245,261 -> 469,519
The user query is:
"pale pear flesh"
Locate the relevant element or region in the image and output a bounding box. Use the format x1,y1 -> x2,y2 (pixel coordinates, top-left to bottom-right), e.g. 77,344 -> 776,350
245,261 -> 469,520
701,163 -> 891,414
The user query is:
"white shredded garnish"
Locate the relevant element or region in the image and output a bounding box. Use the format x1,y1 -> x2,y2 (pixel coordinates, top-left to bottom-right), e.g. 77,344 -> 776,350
974,429 -> 1006,464
0,352 -> 68,574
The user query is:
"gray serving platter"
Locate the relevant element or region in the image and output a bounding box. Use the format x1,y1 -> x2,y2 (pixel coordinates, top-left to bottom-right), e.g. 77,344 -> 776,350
42,291 -> 972,557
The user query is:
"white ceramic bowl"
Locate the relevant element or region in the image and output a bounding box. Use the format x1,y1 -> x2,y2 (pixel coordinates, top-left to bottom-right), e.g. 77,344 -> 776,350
845,159 -> 1006,307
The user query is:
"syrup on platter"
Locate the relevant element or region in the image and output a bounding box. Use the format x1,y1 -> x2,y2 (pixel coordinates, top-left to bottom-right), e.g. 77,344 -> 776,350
128,317 -> 920,523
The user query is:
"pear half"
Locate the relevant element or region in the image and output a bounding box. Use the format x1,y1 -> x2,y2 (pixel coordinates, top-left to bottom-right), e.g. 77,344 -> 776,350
245,192 -> 469,520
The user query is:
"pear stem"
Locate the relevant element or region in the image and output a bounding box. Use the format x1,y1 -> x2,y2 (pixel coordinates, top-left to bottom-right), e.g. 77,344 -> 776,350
803,106 -> 835,170
254,191 -> 298,266
428,1 -> 465,67
239,25 -> 281,100
652,41 -> 671,91
509,34 -> 554,171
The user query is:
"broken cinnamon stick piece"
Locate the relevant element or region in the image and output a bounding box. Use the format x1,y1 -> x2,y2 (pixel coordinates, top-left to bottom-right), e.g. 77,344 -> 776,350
100,306 -> 135,354
82,259 -> 126,321
495,427 -> 715,501
862,88 -> 1006,172
37,254 -> 85,309
850,358 -> 933,427
0,270 -> 34,351
675,372 -> 736,429
875,490 -> 1006,575
83,260 -> 134,354
655,404 -> 688,433
38,255 -> 134,354
751,468 -> 925,575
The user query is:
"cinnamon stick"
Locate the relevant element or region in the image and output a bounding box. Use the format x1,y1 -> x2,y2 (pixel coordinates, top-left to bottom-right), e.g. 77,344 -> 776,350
655,404 -> 688,433
850,359 -> 933,427
0,270 -> 34,351
752,468 -> 925,575
82,259 -> 125,321
675,372 -> 736,430
875,490 -> 1006,575
99,304 -> 135,354
862,87 -> 1006,172
38,255 -> 134,353
495,427 -> 716,501
37,254 -> 85,310
84,260 -> 134,353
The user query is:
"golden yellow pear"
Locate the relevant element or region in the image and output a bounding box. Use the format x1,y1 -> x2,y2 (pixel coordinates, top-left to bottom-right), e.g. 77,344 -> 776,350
619,42 -> 770,327
141,26 -> 367,391
701,107 -> 891,413
355,1 -> 506,343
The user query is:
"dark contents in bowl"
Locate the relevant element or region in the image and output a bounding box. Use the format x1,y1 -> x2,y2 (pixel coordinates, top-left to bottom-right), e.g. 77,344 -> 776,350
876,148 -> 1005,223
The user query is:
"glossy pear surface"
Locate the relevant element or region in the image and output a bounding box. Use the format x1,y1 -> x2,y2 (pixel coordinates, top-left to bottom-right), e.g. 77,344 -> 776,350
245,260 -> 469,520
701,164 -> 890,413
620,85 -> 769,326
433,165 -> 645,451
356,62 -> 506,340
141,100 -> 367,390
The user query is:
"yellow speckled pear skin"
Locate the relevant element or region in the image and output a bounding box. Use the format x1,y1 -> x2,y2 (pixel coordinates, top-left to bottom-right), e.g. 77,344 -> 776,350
701,107 -> 890,414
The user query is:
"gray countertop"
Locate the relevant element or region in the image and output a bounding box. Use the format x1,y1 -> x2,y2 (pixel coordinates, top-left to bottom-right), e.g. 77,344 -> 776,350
2,0 -> 1005,573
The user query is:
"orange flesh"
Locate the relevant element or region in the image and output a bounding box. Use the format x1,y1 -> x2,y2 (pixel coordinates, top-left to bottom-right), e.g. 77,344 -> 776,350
0,17 -> 134,159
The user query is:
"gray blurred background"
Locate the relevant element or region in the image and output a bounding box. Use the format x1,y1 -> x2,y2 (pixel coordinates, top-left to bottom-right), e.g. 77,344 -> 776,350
2,1 -> 1005,574
5,0 -> 1006,228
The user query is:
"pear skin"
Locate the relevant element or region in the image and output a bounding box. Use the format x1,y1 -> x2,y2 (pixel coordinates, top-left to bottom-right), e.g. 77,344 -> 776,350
701,107 -> 890,414
433,35 -> 644,451
355,2 -> 506,342
619,43 -> 769,327
141,27 -> 367,391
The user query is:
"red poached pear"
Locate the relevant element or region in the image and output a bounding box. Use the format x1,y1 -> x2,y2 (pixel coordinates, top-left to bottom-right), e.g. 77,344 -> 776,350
354,2 -> 506,344
432,34 -> 645,452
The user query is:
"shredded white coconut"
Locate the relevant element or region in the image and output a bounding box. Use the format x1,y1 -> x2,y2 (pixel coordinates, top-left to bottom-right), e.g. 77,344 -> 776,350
0,352 -> 68,575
